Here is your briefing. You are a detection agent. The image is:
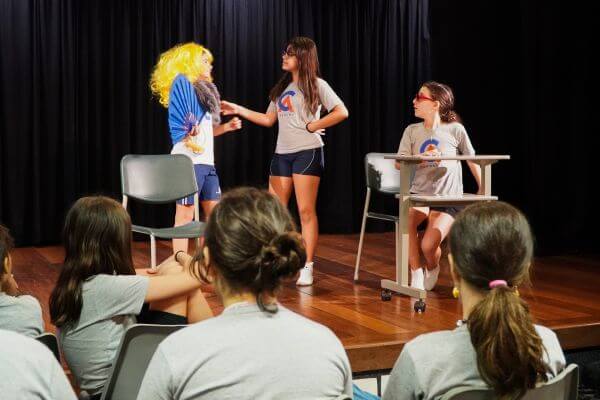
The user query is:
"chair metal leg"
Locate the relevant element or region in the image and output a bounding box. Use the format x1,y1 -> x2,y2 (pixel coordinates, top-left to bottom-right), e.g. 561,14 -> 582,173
394,219 -> 400,279
150,235 -> 157,269
354,188 -> 371,281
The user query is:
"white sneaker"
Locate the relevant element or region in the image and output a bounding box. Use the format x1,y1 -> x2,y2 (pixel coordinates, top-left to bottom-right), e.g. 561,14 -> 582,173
424,266 -> 440,291
411,268 -> 425,290
296,262 -> 314,286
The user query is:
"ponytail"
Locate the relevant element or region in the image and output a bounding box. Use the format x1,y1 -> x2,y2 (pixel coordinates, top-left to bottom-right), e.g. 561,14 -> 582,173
441,110 -> 461,124
468,286 -> 550,398
449,201 -> 551,399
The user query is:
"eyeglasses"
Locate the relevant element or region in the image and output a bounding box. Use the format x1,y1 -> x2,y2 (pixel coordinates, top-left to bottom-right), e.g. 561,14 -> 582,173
414,93 -> 435,102
281,49 -> 296,57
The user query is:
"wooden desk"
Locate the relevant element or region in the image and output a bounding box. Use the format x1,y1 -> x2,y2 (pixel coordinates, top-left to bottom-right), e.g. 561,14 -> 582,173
382,155 -> 510,308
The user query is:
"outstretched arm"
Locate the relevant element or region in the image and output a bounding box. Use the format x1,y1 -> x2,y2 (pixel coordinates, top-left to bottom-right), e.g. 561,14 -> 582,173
214,117 -> 242,137
221,100 -> 278,127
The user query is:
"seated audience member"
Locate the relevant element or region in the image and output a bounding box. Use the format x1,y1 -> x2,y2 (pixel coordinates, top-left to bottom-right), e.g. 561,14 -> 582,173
137,187 -> 353,400
383,201 -> 566,400
0,328 -> 76,399
0,223 -> 44,337
49,196 -> 213,399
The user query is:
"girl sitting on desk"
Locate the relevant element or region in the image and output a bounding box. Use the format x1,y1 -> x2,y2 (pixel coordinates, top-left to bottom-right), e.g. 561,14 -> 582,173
395,81 -> 481,291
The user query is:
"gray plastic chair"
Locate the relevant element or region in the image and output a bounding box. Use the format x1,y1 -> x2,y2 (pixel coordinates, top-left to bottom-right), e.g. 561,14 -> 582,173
35,332 -> 60,362
440,364 -> 579,400
354,153 -> 402,281
121,154 -> 205,267
99,324 -> 186,400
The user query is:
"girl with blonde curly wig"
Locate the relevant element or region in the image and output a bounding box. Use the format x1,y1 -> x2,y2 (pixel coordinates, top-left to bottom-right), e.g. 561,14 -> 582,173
150,42 -> 242,254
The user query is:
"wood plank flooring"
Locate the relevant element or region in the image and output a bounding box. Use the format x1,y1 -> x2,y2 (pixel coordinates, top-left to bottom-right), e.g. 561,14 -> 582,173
11,232 -> 600,373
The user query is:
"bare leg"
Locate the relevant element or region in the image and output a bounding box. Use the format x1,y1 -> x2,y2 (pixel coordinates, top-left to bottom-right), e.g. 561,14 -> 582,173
269,176 -> 294,207
420,210 -> 454,270
200,200 -> 218,218
173,204 -> 195,253
292,174 -> 320,263
409,207 -> 429,271
144,259 -> 213,322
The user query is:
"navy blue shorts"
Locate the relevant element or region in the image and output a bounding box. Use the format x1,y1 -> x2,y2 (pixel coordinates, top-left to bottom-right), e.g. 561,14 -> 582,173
177,164 -> 221,205
270,148 -> 324,177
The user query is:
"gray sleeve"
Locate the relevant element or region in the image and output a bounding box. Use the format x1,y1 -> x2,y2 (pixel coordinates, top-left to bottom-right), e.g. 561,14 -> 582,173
266,101 -> 277,114
397,126 -> 413,155
317,79 -> 344,112
340,348 -> 354,397
20,295 -> 44,335
457,126 -> 475,155
49,355 -> 77,400
540,329 -> 567,377
137,346 -> 173,400
382,348 -> 422,400
96,275 -> 149,318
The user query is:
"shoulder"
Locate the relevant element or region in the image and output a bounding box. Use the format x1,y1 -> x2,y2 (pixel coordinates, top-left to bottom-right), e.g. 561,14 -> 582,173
404,327 -> 468,361
404,122 -> 423,135
535,325 -> 560,345
279,306 -> 346,347
84,274 -> 148,289
15,295 -> 42,311
316,77 -> 330,87
445,122 -> 467,134
0,328 -> 51,357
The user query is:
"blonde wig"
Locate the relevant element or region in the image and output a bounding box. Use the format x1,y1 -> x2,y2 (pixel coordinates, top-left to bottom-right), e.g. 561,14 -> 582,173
150,42 -> 214,108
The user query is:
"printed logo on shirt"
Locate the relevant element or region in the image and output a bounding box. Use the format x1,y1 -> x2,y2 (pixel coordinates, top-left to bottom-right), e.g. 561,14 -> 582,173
278,90 -> 296,115
419,139 -> 441,167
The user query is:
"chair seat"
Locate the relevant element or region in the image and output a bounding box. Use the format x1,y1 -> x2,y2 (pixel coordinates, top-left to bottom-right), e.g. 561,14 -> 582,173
397,193 -> 497,207
376,186 -> 401,195
132,221 -> 205,239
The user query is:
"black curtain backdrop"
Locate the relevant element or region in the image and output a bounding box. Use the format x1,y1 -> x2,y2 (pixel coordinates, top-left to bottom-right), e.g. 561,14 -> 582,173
430,1 -> 599,254
0,0 -> 431,246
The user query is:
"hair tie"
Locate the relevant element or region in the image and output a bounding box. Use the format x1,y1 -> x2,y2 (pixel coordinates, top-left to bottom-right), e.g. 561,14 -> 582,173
489,280 -> 508,289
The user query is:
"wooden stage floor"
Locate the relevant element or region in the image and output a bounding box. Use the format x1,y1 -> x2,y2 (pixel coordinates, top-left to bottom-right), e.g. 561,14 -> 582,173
12,232 -> 600,374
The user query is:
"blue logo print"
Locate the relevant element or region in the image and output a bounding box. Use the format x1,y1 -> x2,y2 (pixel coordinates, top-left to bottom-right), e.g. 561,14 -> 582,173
278,90 -> 296,112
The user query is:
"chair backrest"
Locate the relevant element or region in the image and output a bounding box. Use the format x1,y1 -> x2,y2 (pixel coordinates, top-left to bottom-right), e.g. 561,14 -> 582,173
121,154 -> 198,204
100,323 -> 186,400
364,153 -> 401,191
35,332 -> 60,362
440,364 -> 579,400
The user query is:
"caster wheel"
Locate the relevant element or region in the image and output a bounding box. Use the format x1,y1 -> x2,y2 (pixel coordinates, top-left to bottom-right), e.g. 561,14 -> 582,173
414,299 -> 426,313
381,289 -> 392,301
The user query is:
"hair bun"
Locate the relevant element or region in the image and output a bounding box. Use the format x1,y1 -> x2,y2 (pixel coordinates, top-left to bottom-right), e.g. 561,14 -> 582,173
255,232 -> 305,285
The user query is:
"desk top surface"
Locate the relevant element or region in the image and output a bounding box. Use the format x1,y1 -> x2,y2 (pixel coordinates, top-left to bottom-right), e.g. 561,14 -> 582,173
384,154 -> 510,161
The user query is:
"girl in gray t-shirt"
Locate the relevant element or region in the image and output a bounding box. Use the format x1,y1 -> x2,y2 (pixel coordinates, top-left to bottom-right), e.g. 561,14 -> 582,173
220,37 -> 349,287
0,223 -> 44,337
49,196 -> 213,397
396,81 -> 481,291
138,187 -> 353,400
383,202 -> 566,400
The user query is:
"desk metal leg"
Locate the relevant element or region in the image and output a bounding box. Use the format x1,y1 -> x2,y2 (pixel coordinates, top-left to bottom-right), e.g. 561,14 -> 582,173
381,163 -> 426,301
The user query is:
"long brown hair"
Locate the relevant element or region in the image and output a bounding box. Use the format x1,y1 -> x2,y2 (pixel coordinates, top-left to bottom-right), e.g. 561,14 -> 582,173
449,202 -> 550,399
50,196 -> 135,328
191,187 -> 305,313
0,223 -> 14,287
269,37 -> 321,116
422,81 -> 462,123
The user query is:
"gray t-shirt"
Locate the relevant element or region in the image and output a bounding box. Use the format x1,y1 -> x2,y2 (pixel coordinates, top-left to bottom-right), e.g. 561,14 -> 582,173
59,274 -> 149,394
267,78 -> 345,154
382,324 -> 566,400
0,328 -> 77,399
137,302 -> 353,400
397,122 -> 475,195
0,292 -> 44,337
